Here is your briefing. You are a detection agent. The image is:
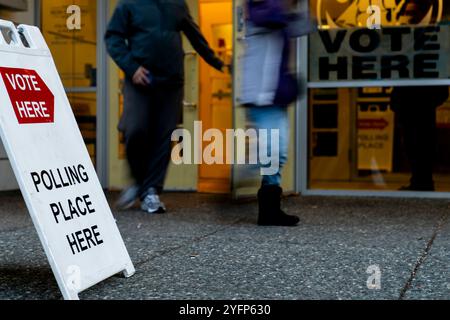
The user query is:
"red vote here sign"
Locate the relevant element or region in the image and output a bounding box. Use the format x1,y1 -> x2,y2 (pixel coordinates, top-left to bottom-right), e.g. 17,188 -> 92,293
0,67 -> 54,124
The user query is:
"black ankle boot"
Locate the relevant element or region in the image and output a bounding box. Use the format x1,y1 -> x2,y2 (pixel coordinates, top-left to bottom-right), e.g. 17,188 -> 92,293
257,185 -> 300,226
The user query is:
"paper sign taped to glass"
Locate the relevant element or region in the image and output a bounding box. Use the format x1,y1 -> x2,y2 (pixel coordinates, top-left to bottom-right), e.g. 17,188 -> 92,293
0,20 -> 135,300
357,104 -> 395,172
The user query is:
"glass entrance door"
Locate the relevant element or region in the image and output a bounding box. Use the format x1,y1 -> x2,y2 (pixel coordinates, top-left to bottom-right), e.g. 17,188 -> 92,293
40,0 -> 107,185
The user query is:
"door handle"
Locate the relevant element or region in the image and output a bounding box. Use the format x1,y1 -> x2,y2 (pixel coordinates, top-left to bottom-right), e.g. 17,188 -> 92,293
184,51 -> 198,57
183,101 -> 197,109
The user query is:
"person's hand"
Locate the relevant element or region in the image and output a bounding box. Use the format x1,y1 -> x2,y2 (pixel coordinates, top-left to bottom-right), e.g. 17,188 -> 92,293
226,63 -> 233,75
132,66 -> 151,86
221,63 -> 232,75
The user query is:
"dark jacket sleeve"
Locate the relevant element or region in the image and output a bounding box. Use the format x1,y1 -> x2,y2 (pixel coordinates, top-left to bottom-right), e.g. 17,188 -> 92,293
104,2 -> 141,78
180,2 -> 224,72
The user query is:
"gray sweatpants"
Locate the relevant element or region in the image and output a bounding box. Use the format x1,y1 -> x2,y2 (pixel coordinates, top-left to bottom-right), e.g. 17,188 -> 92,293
119,78 -> 183,198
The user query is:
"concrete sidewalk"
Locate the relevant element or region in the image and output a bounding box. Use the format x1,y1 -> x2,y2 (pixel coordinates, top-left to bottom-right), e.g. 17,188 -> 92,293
0,190 -> 448,300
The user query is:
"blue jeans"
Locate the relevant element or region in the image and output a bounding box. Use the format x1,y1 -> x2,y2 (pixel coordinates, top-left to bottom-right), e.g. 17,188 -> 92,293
246,105 -> 289,187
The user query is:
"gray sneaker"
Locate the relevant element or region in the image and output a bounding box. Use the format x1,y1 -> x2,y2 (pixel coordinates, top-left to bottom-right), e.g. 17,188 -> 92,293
116,185 -> 139,210
141,188 -> 166,214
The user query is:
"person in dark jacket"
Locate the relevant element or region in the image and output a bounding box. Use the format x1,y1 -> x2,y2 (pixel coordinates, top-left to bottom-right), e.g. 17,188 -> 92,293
391,86 -> 449,191
105,0 -> 224,213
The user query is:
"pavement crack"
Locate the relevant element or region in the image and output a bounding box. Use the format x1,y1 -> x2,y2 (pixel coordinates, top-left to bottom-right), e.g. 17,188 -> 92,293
398,212 -> 449,300
133,218 -> 246,268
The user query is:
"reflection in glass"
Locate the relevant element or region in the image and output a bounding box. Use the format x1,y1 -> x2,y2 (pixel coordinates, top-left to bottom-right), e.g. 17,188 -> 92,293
308,86 -> 450,192
311,0 -> 449,29
41,0 -> 97,88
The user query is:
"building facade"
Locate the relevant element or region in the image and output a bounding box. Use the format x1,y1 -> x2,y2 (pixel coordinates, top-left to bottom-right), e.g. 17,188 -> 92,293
1,0 -> 449,198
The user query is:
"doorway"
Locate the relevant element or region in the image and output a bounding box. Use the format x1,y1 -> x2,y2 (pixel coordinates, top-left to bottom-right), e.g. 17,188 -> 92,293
108,0 -> 234,193
197,0 -> 233,193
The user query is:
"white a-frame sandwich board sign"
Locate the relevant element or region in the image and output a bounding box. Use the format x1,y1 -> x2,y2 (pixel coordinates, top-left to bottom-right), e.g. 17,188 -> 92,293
0,20 -> 135,300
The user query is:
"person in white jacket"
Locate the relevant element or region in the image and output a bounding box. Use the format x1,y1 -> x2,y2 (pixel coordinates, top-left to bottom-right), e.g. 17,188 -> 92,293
240,0 -> 313,226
